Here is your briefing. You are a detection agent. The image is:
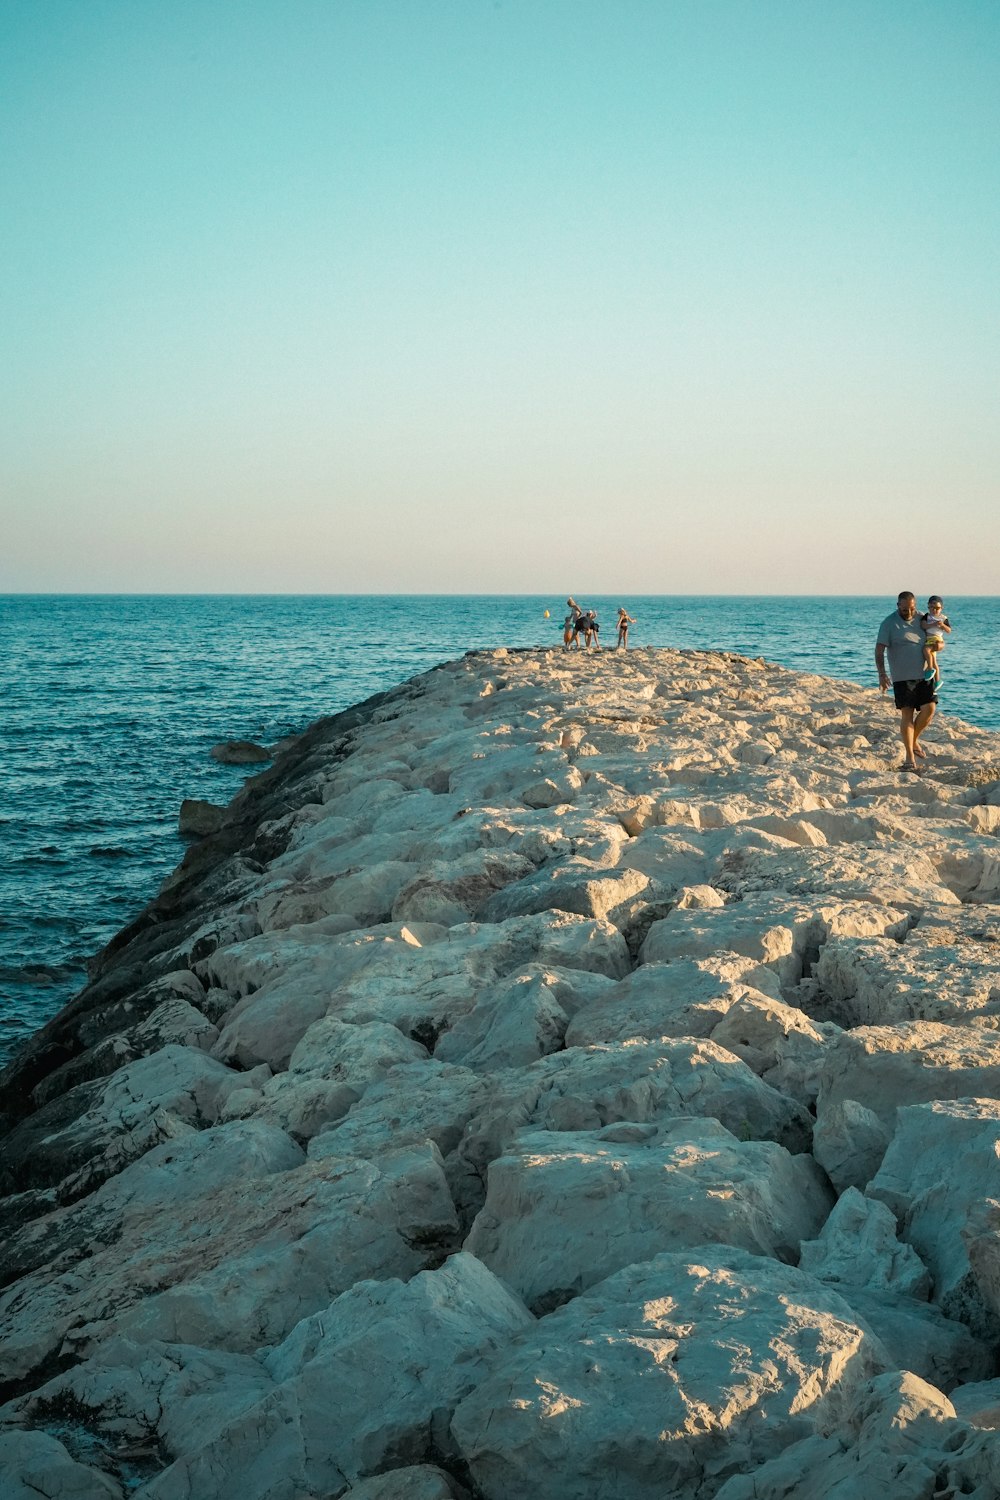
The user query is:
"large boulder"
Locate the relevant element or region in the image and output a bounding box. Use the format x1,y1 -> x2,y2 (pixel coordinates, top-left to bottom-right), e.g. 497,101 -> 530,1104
715,1371 -> 1000,1500
812,1098 -> 891,1194
452,1246 -> 889,1500
136,1255 -> 531,1500
868,1098 -> 1000,1338
639,895 -> 909,989
799,1186 -> 930,1298
709,992 -> 838,1107
477,860 -> 650,928
455,1037 -> 814,1195
0,1045 -> 249,1199
0,1430 -> 122,1499
564,958 -> 782,1049
816,1023 -> 1000,1131
815,930 -> 1000,1027
715,843 -> 961,909
0,1118 -> 303,1288
2,1336 -> 275,1471
0,1145 -> 458,1387
209,912 -> 630,1069
465,1118 -> 832,1311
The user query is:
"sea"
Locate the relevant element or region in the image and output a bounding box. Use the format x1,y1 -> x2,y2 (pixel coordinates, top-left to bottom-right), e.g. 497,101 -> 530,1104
2,593 -> 997,1065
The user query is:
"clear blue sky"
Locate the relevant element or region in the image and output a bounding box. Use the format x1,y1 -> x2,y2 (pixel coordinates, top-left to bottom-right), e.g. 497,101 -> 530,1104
2,0 -> 998,593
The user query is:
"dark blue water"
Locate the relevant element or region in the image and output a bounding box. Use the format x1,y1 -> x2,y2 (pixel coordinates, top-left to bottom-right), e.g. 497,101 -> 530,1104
1,594 -> 996,1062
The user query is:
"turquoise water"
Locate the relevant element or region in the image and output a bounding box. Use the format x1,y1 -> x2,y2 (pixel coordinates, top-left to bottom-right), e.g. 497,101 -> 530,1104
1,593 -> 996,1062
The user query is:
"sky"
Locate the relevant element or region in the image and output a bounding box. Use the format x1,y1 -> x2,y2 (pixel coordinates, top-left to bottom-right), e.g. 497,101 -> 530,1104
1,0 -> 998,594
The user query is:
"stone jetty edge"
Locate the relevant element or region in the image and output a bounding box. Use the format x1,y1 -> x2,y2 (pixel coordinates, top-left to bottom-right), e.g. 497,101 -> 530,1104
1,645 -> 1000,1498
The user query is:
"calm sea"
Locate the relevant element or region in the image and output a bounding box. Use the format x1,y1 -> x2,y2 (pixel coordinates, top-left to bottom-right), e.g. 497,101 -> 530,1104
2,594 -> 996,1063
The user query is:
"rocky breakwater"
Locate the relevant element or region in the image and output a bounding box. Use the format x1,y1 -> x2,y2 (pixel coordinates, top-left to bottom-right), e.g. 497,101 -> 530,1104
2,646 -> 1000,1498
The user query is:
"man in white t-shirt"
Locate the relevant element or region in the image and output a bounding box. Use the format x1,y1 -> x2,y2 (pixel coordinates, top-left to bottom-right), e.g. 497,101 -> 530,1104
875,590 -> 936,772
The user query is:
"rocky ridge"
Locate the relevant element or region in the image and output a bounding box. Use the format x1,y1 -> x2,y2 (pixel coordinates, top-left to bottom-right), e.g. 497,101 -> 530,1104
2,646 -> 1000,1497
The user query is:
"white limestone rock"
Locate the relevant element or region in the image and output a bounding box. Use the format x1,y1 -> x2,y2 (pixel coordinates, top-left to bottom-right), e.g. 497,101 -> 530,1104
564,958 -> 782,1049
831,1284 -> 993,1390
639,894 -> 910,990
303,1014 -> 425,1079
815,929 -> 1000,1027
242,1018 -> 428,1138
209,912 -> 629,1070
451,1246 -> 889,1500
799,1186 -> 931,1298
0,1430 -> 123,1499
673,883 -> 727,909
137,1254 -> 532,1500
614,826 -> 713,896
447,743 -> 579,806
0,1119 -> 305,1289
2,1336 -> 275,1465
816,1023 -> 1000,1131
130,998 -> 219,1054
716,842 -> 962,908
224,1076 -> 360,1139
433,970 -> 568,1071
455,1038 -> 814,1197
709,993 -> 838,1107
868,1098 -> 1000,1338
390,848 -> 535,925
0,1146 -> 458,1386
477,859 -> 650,928
465,1118 -> 832,1311
715,1370 -> 1000,1500
949,1378 -> 1000,1428
812,1098 -> 891,1194
1,1045 -> 250,1200
522,772 -> 583,807
309,1060 -> 495,1165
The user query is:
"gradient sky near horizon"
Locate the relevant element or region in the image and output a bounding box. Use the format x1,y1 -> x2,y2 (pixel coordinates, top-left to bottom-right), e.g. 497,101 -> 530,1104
2,0 -> 998,594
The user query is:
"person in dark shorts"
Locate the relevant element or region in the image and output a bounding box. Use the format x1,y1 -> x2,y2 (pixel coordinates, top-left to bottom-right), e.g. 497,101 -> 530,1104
563,598 -> 583,650
875,590 -> 936,772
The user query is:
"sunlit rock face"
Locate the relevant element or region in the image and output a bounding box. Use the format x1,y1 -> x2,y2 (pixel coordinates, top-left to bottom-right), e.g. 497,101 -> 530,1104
3,645 -> 1000,1498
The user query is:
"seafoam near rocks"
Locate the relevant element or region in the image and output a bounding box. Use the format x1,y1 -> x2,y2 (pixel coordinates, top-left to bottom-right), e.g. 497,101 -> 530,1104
2,645 -> 1000,1497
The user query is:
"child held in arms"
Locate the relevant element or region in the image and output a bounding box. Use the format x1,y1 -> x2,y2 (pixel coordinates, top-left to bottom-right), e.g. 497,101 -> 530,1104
922,596 -> 952,685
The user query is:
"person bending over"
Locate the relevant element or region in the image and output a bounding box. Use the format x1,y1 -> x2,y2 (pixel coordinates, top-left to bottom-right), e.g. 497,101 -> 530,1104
563,598 -> 583,650
876,590 -> 936,772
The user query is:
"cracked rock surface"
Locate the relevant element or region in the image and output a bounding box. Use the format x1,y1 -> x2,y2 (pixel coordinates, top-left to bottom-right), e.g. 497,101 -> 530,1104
2,646 -> 1000,1497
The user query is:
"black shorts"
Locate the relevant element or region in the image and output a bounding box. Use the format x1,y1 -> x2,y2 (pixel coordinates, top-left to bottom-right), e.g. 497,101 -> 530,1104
893,678 -> 937,710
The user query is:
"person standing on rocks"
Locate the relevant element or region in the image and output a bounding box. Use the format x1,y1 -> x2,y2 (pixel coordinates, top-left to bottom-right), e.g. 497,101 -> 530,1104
876,590 -> 936,772
616,607 -> 636,649
563,598 -> 583,650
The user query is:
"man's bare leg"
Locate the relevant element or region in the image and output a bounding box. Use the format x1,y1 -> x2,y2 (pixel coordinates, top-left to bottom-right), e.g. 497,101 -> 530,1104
900,708 -> 917,768
912,701 -> 936,760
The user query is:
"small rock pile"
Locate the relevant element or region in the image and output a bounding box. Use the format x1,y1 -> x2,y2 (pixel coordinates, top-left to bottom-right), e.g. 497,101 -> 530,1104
2,647 -> 1000,1498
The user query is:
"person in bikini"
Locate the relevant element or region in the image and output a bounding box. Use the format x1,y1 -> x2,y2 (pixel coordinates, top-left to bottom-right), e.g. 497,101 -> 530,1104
876,590 -> 936,772
616,607 -> 636,649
